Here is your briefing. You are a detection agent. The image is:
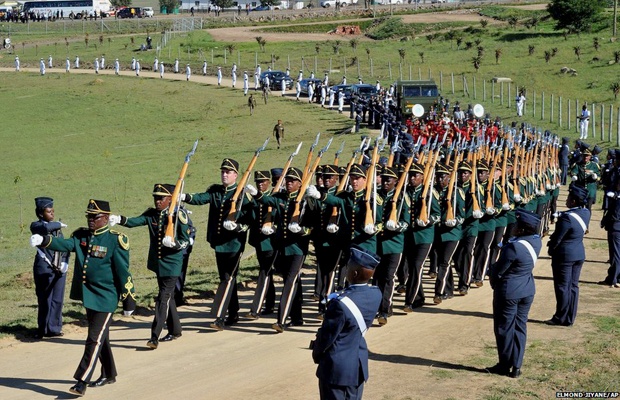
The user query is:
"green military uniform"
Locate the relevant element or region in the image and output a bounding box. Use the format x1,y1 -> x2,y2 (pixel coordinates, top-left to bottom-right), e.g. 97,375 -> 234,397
472,159 -> 500,285
569,156 -> 600,208
38,199 -> 133,393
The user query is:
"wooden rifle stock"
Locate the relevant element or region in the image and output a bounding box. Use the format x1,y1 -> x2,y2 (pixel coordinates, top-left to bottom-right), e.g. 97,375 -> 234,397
165,140 -> 198,242
263,143 -> 303,230
227,139 -> 269,222
500,143 -> 509,206
363,141 -> 381,228
471,151 -> 481,214
388,156 -> 415,224
418,148 -> 440,223
445,152 -> 460,221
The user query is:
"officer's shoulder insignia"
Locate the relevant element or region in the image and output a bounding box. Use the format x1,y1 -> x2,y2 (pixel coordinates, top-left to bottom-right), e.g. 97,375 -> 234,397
71,227 -> 89,238
244,192 -> 253,202
404,192 -> 411,207
375,196 -> 384,206
432,189 -> 440,200
457,187 -> 465,200
507,182 -> 514,189
178,209 -> 189,224
114,232 -> 130,250
519,177 -> 527,185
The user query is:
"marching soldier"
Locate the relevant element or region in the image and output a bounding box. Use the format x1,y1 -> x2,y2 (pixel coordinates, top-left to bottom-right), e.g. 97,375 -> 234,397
375,165 -> 410,324
403,162 -> 440,311
247,167 -> 311,332
430,162 -> 465,304
30,199 -> 135,396
472,159 -> 497,287
569,148 -> 600,210
110,184 -> 190,349
245,170 -> 278,319
183,158 -> 252,330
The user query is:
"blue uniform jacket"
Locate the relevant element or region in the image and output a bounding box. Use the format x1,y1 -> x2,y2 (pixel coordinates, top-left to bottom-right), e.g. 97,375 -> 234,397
30,220 -> 68,275
312,284 -> 382,386
547,207 -> 590,262
488,234 -> 542,300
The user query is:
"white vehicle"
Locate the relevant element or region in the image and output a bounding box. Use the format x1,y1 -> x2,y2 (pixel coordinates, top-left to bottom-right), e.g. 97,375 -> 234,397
320,0 -> 357,7
142,6 -> 154,17
431,0 -> 446,3
375,0 -> 403,4
21,0 -> 98,19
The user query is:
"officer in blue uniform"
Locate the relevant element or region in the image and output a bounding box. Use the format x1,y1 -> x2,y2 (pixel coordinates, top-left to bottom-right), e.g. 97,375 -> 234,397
312,245 -> 382,400
547,185 -> 590,326
30,199 -> 135,396
30,197 -> 69,339
487,209 -> 542,378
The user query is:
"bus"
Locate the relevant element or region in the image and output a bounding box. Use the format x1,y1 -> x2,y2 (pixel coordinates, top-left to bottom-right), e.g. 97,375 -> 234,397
21,0 -> 98,19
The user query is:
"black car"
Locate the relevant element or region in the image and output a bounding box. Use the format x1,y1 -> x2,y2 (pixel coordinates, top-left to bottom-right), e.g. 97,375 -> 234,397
299,78 -> 323,95
350,84 -> 378,100
260,71 -> 294,90
330,84 -> 353,104
116,7 -> 142,19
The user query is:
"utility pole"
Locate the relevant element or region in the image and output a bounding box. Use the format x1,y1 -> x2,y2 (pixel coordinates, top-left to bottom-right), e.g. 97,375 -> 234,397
614,0 -> 618,37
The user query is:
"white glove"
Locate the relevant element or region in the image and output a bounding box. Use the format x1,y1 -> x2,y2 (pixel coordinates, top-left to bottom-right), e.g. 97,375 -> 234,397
162,236 -> 176,248
223,220 -> 238,231
326,223 -> 339,233
591,173 -> 598,180
60,222 -> 68,228
189,237 -> 194,246
306,185 -> 321,199
386,220 -> 398,231
398,222 -> 409,231
288,222 -> 302,233
364,224 -> 377,235
502,203 -> 510,211
444,219 -> 457,228
30,234 -> 43,247
261,225 -> 275,235
514,194 -> 522,203
346,185 -> 353,192
59,262 -> 69,274
109,214 -> 121,226
245,184 -> 258,196
473,210 -> 484,219
571,175 -> 578,182
486,207 -> 496,215
546,184 -> 552,190
416,219 -> 429,227
431,215 -> 441,224
607,191 -> 616,198
180,193 -> 187,202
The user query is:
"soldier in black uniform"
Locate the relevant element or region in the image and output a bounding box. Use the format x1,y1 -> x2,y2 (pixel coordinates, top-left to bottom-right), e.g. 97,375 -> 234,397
30,199 -> 135,396
30,197 -> 69,339
111,184 -> 190,349
183,158 -> 253,330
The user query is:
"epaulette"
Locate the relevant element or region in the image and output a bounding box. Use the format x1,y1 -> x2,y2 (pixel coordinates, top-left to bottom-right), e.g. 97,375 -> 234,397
178,209 -> 188,224
111,230 -> 130,250
457,187 -> 465,201
71,227 -> 90,238
432,188 -> 440,200
375,196 -> 384,206
404,192 -> 411,207
244,192 -> 253,202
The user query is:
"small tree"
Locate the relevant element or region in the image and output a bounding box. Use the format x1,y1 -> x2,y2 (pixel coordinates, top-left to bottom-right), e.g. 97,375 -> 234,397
315,43 -> 320,54
99,35 -> 104,46
574,46 -> 581,60
398,48 -> 406,62
365,47 -> 371,59
508,16 -> 519,29
419,52 -> 425,63
477,46 -> 484,58
472,56 -> 482,72
593,37 -> 600,52
456,36 -> 463,50
611,82 -> 620,99
614,51 -> 620,64
85,33 -> 89,48
548,0 -> 607,34
474,39 -> 482,47
495,48 -> 502,64
528,44 -> 535,56
226,44 -> 236,54
349,38 -> 358,53
480,19 -> 488,28
551,47 -> 559,57
255,36 -> 266,52
332,40 -> 341,55
444,30 -> 456,50
426,34 -> 435,45
544,50 -> 552,63
465,41 -> 473,50
530,16 -> 540,30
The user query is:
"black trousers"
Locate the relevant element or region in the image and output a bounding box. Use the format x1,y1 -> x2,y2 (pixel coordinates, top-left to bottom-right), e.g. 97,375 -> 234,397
488,225 -> 507,268
404,243 -> 432,306
74,309 -> 116,382
152,276 -> 181,340
473,230 -> 495,282
275,254 -> 305,325
396,254 -> 408,288
454,235 -> 477,291
213,251 -> 243,319
249,249 -> 277,315
551,260 -> 584,325
374,253 -> 402,315
174,246 -> 193,304
316,246 -> 343,313
607,230 -> 620,285
34,270 -> 66,336
433,240 -> 458,297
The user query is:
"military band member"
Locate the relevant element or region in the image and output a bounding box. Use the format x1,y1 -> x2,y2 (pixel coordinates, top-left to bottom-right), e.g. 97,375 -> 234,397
110,184 -> 190,349
247,167 -> 311,332
430,162 -> 465,304
488,209 -> 542,378
403,162 -> 440,311
183,158 -> 252,330
312,246 -> 382,400
246,170 -> 278,319
30,199 -> 135,396
547,185 -> 590,326
30,197 -> 69,339
375,165 -> 410,324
